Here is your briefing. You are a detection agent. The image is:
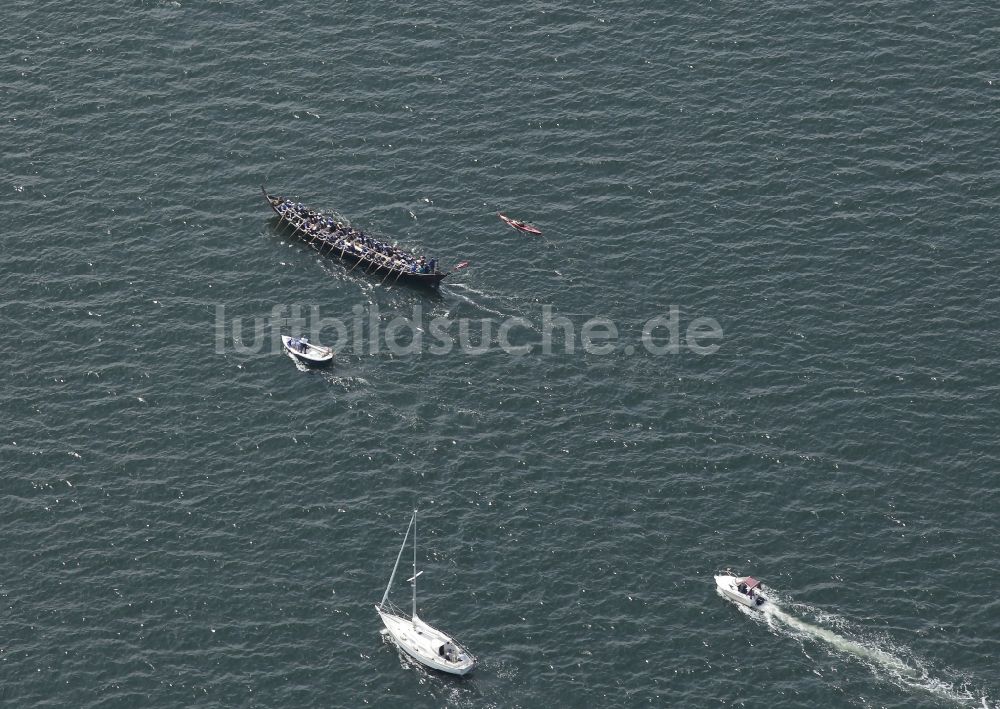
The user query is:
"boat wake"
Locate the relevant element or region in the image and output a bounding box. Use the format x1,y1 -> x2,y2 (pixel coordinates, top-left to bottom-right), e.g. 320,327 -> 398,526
744,597 -> 990,708
285,350 -> 312,372
445,283 -> 535,324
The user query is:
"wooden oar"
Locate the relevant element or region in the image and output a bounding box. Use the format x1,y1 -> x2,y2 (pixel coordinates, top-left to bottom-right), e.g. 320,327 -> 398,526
280,199 -> 305,234
305,221 -> 326,246
285,211 -> 303,235
373,253 -> 393,275
380,256 -> 398,277
346,249 -> 367,274
320,232 -> 344,258
306,224 -> 321,244
316,230 -> 337,252
316,234 -> 333,254
273,202 -> 293,232
327,231 -> 350,256
380,261 -> 404,286
314,220 -> 339,250
295,220 -> 312,243
291,344 -> 334,360
341,240 -> 359,261
335,231 -> 356,258
304,343 -> 334,357
390,265 -> 409,286
364,252 -> 385,275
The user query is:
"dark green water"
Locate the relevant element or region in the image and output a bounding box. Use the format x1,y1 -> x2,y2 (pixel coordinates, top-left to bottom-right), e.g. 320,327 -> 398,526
2,1 -> 998,706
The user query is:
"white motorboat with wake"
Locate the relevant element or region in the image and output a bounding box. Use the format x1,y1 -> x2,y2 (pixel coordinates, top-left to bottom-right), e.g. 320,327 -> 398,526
281,335 -> 334,365
375,510 -> 476,676
715,573 -> 768,609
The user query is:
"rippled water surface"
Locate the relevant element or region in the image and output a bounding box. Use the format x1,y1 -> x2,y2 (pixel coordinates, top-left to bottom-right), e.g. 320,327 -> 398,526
2,1 -> 999,706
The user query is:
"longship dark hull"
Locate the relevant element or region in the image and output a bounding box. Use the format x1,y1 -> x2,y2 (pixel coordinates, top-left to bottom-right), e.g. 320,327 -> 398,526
261,187 -> 448,287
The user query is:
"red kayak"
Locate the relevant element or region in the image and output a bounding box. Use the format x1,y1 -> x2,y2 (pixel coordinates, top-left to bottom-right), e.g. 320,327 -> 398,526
499,213 -> 542,235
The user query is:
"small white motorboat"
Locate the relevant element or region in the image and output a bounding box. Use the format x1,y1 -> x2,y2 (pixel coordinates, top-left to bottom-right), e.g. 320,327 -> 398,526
375,510 -> 476,676
281,335 -> 334,365
715,574 -> 768,609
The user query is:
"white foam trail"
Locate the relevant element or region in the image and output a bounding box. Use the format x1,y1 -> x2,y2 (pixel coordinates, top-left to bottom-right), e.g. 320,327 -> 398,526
285,350 -> 311,372
769,607 -> 918,678
756,602 -> 984,707
445,284 -> 532,323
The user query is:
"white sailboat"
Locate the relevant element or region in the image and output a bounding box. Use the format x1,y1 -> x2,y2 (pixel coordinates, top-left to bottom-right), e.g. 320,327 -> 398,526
375,510 -> 476,676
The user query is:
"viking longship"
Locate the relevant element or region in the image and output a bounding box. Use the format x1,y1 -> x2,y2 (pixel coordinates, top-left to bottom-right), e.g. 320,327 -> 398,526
261,187 -> 449,287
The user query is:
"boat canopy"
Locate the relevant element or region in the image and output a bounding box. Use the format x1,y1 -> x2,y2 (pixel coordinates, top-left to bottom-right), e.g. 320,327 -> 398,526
743,577 -> 762,590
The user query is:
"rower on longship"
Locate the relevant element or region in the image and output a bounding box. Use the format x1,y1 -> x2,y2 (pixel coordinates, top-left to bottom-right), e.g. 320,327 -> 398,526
262,187 -> 453,288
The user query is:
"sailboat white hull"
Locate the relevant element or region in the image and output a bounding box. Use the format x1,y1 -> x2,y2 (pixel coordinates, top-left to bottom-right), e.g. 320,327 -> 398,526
377,609 -> 476,676
376,510 -> 476,676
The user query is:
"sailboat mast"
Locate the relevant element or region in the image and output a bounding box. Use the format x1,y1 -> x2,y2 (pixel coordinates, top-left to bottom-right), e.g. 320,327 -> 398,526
380,511 -> 415,608
411,508 -> 418,619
